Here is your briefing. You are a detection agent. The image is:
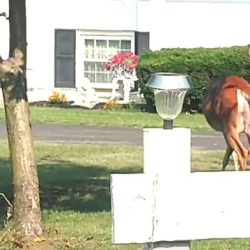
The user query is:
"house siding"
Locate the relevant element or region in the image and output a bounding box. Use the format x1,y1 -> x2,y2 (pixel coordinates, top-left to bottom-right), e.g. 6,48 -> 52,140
0,0 -> 9,59
1,0 -> 250,101
146,0 -> 250,49
25,0 -> 138,89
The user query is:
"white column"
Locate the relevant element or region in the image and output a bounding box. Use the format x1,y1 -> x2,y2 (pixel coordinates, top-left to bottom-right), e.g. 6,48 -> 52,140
143,128 -> 191,176
143,128 -> 191,250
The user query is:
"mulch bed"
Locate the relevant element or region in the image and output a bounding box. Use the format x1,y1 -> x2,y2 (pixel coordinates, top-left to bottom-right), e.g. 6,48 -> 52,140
29,101 -> 148,112
29,101 -> 106,110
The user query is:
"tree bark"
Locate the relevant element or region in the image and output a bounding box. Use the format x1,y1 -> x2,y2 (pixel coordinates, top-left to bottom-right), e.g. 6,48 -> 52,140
0,0 -> 43,239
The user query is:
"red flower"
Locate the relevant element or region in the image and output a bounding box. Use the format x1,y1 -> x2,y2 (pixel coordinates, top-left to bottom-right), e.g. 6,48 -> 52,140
104,52 -> 140,76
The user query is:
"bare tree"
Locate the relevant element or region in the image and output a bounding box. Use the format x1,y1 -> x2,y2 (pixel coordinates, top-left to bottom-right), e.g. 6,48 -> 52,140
0,0 -> 44,247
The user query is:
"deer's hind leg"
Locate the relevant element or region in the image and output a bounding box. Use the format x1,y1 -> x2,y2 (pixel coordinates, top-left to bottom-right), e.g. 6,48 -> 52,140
238,92 -> 250,167
243,120 -> 250,165
231,150 -> 240,171
223,129 -> 248,170
222,144 -> 233,171
221,144 -> 240,171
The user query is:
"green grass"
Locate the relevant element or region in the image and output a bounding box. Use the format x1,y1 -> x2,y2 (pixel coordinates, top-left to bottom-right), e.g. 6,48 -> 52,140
0,107 -> 211,131
0,142 -> 143,249
0,143 -> 247,249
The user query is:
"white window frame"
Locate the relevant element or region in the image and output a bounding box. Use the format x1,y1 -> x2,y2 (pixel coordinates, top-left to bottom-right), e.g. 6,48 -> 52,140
76,30 -> 135,89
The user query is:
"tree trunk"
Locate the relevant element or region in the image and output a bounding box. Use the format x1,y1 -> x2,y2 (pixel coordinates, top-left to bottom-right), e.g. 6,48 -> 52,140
0,0 -> 43,239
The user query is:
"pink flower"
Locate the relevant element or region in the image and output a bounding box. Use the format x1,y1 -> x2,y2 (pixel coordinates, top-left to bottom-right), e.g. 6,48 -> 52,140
104,52 -> 140,79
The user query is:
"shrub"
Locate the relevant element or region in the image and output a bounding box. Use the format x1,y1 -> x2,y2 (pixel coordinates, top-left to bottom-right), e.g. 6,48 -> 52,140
137,46 -> 250,112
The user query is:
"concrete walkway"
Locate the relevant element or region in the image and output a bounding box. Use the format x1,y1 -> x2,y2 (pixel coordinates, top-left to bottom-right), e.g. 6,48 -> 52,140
0,122 -> 235,151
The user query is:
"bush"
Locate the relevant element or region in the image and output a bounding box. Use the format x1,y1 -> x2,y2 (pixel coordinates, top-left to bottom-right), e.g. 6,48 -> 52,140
137,46 -> 250,113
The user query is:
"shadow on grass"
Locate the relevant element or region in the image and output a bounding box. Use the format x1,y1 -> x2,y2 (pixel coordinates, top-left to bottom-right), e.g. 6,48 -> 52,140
0,158 -> 141,222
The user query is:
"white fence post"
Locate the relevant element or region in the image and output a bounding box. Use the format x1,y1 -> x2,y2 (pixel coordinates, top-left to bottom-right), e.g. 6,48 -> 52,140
111,127 -> 192,249
143,128 -> 191,176
143,128 -> 191,249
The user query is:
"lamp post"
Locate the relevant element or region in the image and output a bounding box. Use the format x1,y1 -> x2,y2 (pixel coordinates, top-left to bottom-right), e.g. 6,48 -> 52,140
143,73 -> 193,249
147,73 -> 192,129
111,72 -> 194,250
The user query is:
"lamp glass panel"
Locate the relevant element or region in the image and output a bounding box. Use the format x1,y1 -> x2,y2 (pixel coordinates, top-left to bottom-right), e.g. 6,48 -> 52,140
154,90 -> 187,120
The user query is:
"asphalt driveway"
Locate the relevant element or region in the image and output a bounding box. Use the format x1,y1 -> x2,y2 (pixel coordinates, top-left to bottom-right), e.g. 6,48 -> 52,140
0,122 -> 237,151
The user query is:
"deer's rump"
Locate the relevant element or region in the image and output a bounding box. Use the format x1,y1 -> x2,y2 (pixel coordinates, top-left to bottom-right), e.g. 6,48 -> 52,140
202,76 -> 249,134
201,75 -> 250,171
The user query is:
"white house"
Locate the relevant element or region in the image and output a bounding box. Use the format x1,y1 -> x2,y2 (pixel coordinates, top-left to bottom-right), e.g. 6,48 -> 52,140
1,0 -> 250,106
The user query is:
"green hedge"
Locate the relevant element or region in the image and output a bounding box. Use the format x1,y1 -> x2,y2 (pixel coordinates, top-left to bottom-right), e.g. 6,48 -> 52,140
137,46 -> 250,113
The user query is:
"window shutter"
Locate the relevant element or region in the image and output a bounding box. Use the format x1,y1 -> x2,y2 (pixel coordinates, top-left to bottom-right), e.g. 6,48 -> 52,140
135,32 -> 150,55
55,29 -> 76,88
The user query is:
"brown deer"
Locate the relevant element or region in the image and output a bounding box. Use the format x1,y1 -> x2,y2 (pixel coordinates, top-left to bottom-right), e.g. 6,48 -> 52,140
202,75 -> 250,171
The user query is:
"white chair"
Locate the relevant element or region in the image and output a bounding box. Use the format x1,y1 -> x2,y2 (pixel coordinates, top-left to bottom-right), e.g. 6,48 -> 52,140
74,77 -> 99,108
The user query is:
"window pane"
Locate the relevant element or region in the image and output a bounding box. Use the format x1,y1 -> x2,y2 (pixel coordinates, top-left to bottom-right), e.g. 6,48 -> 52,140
84,62 -> 95,71
84,73 -> 95,82
96,40 -> 107,59
85,39 -> 94,47
96,62 -> 105,72
96,40 -> 107,48
109,40 -> 119,49
108,73 -> 113,83
96,73 -> 108,83
108,40 -> 119,56
85,39 -> 94,59
121,40 -> 131,51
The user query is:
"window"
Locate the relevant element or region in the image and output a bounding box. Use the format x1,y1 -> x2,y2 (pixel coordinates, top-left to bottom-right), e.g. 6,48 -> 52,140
84,38 -> 132,83
55,30 -> 149,89
76,31 -> 135,87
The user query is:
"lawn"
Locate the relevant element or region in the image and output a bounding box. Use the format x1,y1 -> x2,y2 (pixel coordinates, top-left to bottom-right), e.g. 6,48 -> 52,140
0,142 -> 249,249
0,107 -> 212,131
